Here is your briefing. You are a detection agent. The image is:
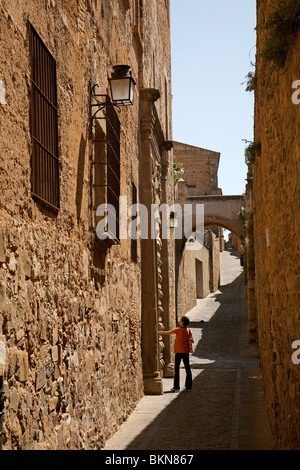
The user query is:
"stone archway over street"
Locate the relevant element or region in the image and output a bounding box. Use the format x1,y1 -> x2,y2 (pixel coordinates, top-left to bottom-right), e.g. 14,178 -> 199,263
176,178 -> 245,241
189,194 -> 245,240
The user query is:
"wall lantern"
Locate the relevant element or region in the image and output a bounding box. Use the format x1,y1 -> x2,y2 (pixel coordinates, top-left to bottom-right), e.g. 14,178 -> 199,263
170,211 -> 178,228
109,65 -> 136,106
90,65 -> 136,130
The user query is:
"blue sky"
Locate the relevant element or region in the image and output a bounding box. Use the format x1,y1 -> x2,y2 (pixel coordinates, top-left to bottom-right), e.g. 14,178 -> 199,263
170,0 -> 256,196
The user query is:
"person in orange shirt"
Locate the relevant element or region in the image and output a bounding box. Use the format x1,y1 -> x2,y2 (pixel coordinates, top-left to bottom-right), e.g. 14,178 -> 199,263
158,316 -> 194,392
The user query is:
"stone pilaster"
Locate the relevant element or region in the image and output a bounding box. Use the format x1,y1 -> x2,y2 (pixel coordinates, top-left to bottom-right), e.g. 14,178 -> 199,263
139,88 -> 164,394
160,140 -> 175,378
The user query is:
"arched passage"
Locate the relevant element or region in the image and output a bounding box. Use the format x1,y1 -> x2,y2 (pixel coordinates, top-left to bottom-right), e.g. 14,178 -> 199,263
174,194 -> 246,321
189,195 -> 245,240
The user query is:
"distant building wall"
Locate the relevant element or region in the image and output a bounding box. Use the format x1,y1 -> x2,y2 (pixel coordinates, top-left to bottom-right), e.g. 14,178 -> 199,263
173,141 -> 222,196
226,233 -> 244,255
177,243 -> 210,318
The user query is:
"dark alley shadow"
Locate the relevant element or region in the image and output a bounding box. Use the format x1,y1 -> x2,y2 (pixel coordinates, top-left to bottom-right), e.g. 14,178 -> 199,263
120,270 -> 272,450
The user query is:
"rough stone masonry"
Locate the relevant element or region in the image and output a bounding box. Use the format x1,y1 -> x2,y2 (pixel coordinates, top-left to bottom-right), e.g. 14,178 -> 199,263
0,0 -> 175,449
247,0 -> 300,450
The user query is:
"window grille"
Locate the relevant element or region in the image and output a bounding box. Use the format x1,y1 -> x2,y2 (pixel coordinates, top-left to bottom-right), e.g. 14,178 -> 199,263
92,97 -> 121,245
131,182 -> 137,262
106,101 -> 121,235
29,24 -> 60,210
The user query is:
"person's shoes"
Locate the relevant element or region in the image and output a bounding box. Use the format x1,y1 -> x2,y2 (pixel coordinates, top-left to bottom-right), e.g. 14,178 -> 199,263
185,389 -> 192,392
170,388 -> 180,392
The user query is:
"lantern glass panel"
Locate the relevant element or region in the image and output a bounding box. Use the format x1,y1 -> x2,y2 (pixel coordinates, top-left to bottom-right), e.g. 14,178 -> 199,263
129,79 -> 135,104
110,78 -> 131,105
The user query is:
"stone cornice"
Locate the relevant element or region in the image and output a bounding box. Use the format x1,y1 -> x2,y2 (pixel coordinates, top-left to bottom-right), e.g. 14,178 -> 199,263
140,88 -> 161,103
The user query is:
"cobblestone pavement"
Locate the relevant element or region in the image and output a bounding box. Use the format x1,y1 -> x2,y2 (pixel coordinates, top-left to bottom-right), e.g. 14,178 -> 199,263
103,249 -> 276,451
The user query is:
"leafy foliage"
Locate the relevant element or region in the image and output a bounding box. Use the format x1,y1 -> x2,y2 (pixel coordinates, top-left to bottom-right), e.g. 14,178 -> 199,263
243,140 -> 261,166
243,70 -> 257,92
173,160 -> 183,184
261,0 -> 300,68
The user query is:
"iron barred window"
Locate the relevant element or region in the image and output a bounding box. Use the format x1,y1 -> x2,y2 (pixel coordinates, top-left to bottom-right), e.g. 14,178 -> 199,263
29,24 -> 60,210
106,104 -> 121,239
131,182 -> 137,262
92,97 -> 121,244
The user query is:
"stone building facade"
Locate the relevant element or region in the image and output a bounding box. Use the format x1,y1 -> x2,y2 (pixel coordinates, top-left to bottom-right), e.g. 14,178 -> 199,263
173,141 -> 222,197
246,0 -> 300,449
0,0 -> 175,450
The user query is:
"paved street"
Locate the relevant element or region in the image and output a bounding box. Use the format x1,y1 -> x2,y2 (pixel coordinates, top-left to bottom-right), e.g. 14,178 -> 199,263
103,249 -> 276,451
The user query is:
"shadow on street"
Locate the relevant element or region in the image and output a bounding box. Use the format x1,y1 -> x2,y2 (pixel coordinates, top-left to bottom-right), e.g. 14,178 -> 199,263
121,265 -> 274,450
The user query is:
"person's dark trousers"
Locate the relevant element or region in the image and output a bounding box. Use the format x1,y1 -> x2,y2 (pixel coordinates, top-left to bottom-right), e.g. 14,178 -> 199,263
174,353 -> 192,390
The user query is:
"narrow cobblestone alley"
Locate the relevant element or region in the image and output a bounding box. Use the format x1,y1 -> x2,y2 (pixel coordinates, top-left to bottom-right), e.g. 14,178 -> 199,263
103,249 -> 276,451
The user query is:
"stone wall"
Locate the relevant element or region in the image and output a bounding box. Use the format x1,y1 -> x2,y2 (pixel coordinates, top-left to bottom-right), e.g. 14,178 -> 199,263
0,221 -> 143,449
252,0 -> 300,449
205,230 -> 221,293
0,0 -> 174,449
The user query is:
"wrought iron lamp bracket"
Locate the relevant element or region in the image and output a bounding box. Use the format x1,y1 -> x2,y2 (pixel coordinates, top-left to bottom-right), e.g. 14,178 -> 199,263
90,82 -> 120,131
